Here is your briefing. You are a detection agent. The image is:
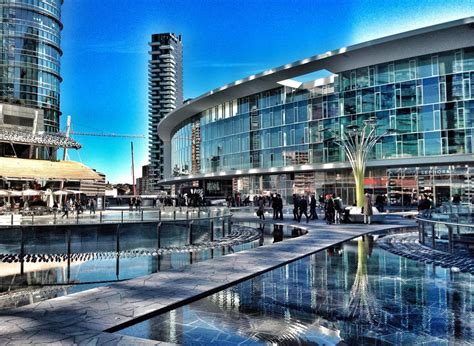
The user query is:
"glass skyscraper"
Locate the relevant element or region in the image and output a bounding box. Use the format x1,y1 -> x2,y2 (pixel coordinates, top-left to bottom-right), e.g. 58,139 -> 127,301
0,0 -> 63,133
159,18 -> 474,206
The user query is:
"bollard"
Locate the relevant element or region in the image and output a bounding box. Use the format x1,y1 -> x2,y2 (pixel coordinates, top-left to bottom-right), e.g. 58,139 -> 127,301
189,221 -> 193,245
418,222 -> 422,243
76,212 -> 79,224
420,222 -> 425,244
210,220 -> 214,242
11,214 -> 13,225
448,226 -> 453,254
141,210 -> 144,221
186,211 -> 189,220
157,222 -> 162,249
100,211 -> 103,224
32,214 -> 34,225
159,209 -> 161,221
116,225 -> 120,277
431,224 -> 436,249
173,210 -> 176,220
67,229 -> 71,282
20,228 -> 24,275
198,211 -> 201,219
121,210 -> 124,223
54,211 -> 57,225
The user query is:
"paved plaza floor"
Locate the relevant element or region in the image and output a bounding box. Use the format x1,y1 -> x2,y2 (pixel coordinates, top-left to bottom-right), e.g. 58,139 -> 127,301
0,213 -> 415,344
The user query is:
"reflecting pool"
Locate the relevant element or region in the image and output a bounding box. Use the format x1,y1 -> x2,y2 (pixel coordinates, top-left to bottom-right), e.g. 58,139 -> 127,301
119,236 -> 473,344
0,223 -> 304,309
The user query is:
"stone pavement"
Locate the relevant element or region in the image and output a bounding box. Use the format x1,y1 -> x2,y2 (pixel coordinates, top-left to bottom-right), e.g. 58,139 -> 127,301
0,214 -> 415,345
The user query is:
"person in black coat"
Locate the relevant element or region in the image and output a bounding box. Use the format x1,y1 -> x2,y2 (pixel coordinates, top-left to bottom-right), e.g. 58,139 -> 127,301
298,195 -> 309,223
272,193 -> 278,219
292,194 -> 300,221
276,194 -> 284,220
309,194 -> 318,220
324,194 -> 335,224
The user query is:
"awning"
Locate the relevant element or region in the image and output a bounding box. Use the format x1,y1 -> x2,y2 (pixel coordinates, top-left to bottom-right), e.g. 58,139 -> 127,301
0,157 -> 101,181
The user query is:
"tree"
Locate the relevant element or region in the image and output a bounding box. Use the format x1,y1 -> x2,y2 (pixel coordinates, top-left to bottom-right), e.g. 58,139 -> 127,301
322,119 -> 395,207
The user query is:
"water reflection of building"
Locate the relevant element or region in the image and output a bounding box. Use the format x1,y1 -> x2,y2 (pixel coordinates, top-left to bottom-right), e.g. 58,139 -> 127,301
146,239 -> 473,344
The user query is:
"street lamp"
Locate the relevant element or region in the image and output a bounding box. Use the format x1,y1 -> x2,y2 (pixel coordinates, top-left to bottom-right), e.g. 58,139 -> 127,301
320,118 -> 396,207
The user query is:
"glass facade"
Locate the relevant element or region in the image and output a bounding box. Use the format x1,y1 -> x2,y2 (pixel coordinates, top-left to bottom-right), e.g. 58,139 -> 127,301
170,47 -> 474,205
0,0 -> 63,132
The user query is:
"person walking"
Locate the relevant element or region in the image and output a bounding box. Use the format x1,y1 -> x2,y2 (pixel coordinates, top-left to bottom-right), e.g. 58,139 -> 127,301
292,194 -> 300,221
75,200 -> 83,215
298,195 -> 309,223
136,197 -> 142,211
272,193 -> 278,219
363,193 -> 373,224
61,202 -> 69,219
324,194 -> 335,224
257,196 -> 265,220
276,194 -> 284,220
89,198 -> 96,215
334,195 -> 343,224
309,194 -> 318,220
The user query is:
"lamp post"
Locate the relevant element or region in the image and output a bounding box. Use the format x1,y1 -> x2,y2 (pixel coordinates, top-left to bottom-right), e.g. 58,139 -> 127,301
321,119 -> 395,207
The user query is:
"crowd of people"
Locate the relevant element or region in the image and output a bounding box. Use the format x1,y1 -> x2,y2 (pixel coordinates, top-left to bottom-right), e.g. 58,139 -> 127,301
251,192 -> 350,224
250,192 -> 386,225
59,197 -> 97,219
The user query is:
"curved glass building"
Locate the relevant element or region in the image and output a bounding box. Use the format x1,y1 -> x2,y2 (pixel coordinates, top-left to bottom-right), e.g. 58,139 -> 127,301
158,17 -> 474,206
0,0 -> 63,133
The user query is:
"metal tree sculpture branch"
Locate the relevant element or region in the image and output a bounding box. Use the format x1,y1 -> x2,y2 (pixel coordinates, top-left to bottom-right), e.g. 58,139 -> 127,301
326,119 -> 394,207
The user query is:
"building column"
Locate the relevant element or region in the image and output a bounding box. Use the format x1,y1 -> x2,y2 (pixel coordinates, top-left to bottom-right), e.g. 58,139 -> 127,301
162,140 -> 172,180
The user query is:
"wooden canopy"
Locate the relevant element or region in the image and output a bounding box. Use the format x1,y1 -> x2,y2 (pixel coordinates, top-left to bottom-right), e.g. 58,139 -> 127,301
0,157 -> 101,181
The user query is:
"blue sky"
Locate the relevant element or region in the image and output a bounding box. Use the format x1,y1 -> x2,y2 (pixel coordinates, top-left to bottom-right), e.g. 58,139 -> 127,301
60,0 -> 474,183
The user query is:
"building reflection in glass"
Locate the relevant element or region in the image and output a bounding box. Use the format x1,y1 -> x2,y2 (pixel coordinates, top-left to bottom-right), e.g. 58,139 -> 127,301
119,238 -> 473,344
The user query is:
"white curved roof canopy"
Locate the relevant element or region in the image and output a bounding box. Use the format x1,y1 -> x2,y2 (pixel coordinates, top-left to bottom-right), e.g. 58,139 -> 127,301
157,17 -> 474,142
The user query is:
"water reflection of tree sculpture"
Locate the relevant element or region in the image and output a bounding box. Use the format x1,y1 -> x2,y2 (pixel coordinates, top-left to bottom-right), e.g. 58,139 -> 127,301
323,120 -> 395,207
345,237 -> 381,325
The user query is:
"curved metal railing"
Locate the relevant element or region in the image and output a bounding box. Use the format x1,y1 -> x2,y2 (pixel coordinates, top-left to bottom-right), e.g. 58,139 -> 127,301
0,206 -> 231,226
416,203 -> 474,256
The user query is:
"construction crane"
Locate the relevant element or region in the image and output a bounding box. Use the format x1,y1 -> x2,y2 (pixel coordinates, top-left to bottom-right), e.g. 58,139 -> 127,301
61,117 -> 144,139
69,131 -> 144,138
62,116 -> 145,195
61,116 -> 145,158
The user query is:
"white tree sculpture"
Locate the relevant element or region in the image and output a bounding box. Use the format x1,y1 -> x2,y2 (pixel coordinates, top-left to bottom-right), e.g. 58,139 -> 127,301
324,119 -> 395,207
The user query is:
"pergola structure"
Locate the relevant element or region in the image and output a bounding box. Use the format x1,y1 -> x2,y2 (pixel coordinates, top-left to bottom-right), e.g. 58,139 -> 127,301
0,157 -> 101,182
0,128 -> 81,159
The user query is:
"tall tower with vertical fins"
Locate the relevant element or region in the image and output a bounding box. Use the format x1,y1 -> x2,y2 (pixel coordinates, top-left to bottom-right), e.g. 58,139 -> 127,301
148,33 -> 183,190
